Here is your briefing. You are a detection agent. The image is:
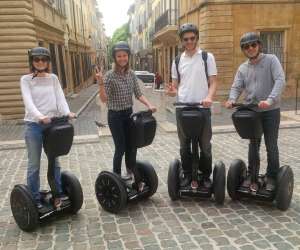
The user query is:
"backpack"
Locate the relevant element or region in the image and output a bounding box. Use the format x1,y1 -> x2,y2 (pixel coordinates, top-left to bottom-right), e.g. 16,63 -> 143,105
174,51 -> 209,85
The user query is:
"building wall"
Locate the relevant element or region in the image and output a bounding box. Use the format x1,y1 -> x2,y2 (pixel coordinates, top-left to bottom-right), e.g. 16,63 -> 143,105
179,0 -> 300,98
0,0 -> 37,120
0,0 -> 106,120
152,0 -> 179,83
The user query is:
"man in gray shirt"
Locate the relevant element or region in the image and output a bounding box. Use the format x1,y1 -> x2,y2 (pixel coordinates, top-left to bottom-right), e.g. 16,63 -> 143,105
225,32 -> 285,191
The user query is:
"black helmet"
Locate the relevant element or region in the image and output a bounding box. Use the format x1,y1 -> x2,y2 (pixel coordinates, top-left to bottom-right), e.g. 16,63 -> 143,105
112,41 -> 131,58
28,47 -> 51,73
240,32 -> 261,49
178,23 -> 199,39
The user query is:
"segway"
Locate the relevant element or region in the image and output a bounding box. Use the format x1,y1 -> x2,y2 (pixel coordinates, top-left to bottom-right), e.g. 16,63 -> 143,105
95,110 -> 158,213
10,117 -> 83,231
227,104 -> 294,211
168,102 -> 226,204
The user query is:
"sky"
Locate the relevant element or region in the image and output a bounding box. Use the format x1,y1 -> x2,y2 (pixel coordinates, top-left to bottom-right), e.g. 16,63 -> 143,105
97,0 -> 134,37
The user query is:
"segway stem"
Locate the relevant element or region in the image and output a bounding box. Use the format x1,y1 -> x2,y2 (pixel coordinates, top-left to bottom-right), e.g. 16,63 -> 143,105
47,155 -> 60,198
253,139 -> 259,184
191,139 -> 199,182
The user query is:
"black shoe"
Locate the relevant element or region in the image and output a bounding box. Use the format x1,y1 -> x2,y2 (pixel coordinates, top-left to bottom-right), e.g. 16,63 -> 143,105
36,201 -> 43,210
264,176 -> 276,192
203,178 -> 212,189
59,193 -> 69,201
180,173 -> 192,187
250,182 -> 259,192
241,176 -> 251,188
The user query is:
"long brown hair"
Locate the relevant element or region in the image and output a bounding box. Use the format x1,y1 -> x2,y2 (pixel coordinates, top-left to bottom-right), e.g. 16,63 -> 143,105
112,62 -> 130,74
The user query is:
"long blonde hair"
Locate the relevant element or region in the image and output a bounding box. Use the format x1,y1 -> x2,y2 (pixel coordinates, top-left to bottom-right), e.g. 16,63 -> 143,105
112,61 -> 130,74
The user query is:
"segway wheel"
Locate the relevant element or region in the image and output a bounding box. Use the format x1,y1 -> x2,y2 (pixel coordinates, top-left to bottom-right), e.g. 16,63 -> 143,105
95,171 -> 127,213
10,185 -> 39,231
61,171 -> 83,214
167,159 -> 180,201
275,166 -> 294,211
213,161 -> 226,205
136,160 -> 158,199
227,159 -> 247,201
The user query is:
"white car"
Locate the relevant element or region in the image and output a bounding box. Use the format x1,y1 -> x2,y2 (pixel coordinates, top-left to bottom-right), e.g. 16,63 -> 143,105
134,71 -> 155,86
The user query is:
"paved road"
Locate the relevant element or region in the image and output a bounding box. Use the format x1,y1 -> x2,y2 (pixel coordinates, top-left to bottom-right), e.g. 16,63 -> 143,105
0,127 -> 300,250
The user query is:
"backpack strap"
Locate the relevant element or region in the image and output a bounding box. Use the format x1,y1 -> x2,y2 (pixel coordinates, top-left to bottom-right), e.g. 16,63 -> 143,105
174,51 -> 209,85
175,54 -> 181,84
202,50 -> 209,84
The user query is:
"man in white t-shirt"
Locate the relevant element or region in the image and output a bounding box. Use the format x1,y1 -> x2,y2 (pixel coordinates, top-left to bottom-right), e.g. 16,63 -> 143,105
166,23 -> 218,189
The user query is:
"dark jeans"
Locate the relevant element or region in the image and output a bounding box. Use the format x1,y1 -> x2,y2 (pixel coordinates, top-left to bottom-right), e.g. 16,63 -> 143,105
248,108 -> 280,178
176,108 -> 212,178
108,108 -> 141,183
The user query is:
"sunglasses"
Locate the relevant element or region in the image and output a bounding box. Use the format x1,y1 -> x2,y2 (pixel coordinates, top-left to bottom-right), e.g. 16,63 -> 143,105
33,57 -> 49,63
183,36 -> 196,42
243,42 -> 258,50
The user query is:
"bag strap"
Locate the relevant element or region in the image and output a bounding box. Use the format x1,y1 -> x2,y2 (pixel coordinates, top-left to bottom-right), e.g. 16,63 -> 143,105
175,54 -> 181,84
202,51 -> 209,84
174,51 -> 209,85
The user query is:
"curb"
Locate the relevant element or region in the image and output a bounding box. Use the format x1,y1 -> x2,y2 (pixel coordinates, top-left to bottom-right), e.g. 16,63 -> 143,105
0,134 -> 102,151
75,89 -> 98,117
1,121 -> 300,150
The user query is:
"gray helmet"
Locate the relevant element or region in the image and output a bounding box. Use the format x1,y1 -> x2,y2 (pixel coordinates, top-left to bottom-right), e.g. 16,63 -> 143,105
112,41 -> 131,58
28,47 -> 51,60
178,23 -> 199,39
28,47 -> 51,73
240,32 -> 261,49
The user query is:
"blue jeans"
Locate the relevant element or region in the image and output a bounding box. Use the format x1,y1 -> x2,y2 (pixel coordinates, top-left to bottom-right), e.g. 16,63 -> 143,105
25,122 -> 63,202
248,109 -> 280,178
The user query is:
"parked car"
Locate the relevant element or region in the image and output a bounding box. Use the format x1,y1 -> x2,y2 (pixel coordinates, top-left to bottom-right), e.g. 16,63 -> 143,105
135,71 -> 155,86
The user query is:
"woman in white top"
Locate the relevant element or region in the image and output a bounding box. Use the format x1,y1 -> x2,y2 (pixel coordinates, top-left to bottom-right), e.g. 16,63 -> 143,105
20,47 -> 75,209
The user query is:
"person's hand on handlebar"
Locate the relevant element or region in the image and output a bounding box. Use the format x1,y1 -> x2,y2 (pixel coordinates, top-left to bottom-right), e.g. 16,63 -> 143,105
68,112 -> 76,119
258,100 -> 271,109
202,96 -> 213,108
224,100 -> 235,109
148,105 -> 157,113
39,116 -> 51,124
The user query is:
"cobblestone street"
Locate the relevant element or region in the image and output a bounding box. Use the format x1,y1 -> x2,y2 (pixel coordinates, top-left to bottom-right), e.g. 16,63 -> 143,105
0,125 -> 300,249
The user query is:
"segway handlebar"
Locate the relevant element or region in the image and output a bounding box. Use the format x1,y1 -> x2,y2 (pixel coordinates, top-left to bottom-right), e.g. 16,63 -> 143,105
130,109 -> 153,119
50,115 -> 76,123
232,103 -> 258,109
173,102 -> 204,108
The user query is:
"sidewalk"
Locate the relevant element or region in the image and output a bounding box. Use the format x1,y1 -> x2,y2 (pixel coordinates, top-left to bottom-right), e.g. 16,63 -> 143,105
1,84 -> 300,144
0,84 -> 99,142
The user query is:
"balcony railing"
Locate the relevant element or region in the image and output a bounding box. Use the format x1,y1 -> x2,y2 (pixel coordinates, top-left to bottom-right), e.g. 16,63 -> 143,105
154,9 -> 178,34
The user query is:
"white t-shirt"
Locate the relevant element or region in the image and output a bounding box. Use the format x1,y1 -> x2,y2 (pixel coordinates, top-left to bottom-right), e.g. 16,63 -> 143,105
20,73 -> 70,123
171,49 -> 217,103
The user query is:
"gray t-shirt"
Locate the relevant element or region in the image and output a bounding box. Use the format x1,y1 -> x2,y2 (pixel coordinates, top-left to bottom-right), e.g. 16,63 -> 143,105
229,53 -> 285,111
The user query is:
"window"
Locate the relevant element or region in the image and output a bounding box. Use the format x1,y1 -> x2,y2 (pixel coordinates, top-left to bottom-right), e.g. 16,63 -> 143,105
260,31 -> 284,65
74,54 -> 81,86
49,43 -> 58,75
58,45 -> 67,89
